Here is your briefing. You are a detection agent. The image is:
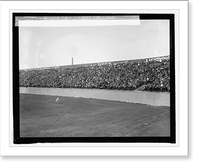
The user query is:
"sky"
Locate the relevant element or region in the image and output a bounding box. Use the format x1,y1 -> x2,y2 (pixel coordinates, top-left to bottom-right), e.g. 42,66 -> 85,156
19,19 -> 169,69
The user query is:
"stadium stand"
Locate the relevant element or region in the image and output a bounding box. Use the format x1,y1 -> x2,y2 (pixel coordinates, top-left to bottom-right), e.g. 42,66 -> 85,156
19,56 -> 170,92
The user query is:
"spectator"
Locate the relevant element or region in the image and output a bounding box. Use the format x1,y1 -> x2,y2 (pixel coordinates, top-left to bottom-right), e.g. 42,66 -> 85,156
19,57 -> 170,92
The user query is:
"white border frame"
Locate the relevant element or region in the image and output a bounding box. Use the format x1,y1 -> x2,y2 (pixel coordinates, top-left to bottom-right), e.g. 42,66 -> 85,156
0,1 -> 188,156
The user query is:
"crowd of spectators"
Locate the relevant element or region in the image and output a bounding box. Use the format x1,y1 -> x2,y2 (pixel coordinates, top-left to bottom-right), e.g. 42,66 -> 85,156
19,57 -> 170,92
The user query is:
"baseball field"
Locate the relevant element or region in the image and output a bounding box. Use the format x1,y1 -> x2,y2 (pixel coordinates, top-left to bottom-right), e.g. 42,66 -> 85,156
20,93 -> 170,137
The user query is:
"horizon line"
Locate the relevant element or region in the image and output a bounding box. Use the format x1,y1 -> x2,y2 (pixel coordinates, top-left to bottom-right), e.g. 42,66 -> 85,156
20,55 -> 170,71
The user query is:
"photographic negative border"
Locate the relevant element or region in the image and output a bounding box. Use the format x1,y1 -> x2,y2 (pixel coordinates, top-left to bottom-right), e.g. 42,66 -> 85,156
13,12 -> 175,144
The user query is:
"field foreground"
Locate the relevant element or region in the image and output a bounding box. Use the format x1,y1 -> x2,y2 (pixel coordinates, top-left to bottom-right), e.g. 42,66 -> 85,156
20,94 -> 170,137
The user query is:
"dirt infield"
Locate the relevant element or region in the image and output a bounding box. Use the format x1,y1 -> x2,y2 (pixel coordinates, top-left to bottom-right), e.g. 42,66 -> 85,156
20,93 -> 170,137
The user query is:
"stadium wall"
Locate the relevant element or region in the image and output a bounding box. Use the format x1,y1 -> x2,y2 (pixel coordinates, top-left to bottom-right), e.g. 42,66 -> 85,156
20,87 -> 170,107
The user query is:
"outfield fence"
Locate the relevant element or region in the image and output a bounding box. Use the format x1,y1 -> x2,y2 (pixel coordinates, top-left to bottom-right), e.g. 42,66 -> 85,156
20,87 -> 170,107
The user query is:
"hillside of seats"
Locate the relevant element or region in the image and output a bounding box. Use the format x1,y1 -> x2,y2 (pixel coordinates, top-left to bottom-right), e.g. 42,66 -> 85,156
19,56 -> 170,92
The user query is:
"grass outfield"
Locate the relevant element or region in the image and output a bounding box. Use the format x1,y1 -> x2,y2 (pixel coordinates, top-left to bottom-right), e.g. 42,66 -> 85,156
20,93 -> 170,137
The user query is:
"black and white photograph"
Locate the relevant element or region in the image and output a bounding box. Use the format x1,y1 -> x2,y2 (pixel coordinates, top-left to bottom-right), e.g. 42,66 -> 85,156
12,12 -> 175,144
0,0 -> 191,159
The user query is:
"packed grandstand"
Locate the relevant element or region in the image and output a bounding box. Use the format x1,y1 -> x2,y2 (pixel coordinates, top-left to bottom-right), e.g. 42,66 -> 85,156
19,56 -> 170,92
